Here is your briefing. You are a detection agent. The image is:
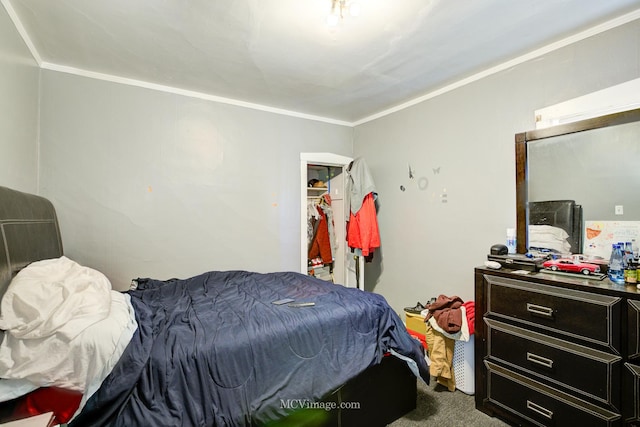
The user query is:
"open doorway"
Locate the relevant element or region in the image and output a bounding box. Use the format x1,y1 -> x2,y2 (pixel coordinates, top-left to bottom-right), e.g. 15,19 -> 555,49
300,153 -> 364,289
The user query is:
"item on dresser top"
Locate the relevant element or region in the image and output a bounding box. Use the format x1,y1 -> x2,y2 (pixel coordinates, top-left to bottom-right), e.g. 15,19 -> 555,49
506,228 -> 517,254
484,260 -> 501,269
608,243 -> 625,284
486,253 -> 545,271
539,268 -> 607,281
490,244 -> 508,255
624,241 -> 634,266
541,258 -> 601,275
625,261 -> 637,284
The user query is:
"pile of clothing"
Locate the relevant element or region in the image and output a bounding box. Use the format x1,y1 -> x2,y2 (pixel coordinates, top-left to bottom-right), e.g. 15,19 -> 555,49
423,295 -> 474,391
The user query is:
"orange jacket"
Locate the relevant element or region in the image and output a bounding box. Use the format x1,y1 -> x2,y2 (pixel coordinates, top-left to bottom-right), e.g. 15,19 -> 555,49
308,206 -> 333,264
346,193 -> 380,257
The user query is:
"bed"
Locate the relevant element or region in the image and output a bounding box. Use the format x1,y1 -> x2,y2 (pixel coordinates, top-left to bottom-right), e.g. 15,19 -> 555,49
0,185 -> 429,426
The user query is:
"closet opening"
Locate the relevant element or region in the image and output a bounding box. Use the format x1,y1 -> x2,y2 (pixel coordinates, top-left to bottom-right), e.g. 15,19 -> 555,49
307,164 -> 342,282
300,153 -> 363,289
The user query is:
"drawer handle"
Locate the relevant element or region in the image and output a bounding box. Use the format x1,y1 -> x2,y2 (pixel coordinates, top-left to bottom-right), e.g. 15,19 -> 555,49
526,400 -> 553,420
526,303 -> 554,318
526,352 -> 554,369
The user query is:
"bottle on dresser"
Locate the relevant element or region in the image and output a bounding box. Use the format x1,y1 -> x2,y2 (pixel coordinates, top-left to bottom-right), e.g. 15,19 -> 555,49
608,243 -> 625,285
624,261 -> 637,285
506,228 -> 516,254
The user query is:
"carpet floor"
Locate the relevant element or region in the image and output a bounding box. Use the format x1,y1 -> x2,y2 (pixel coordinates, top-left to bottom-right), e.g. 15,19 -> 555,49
388,379 -> 510,427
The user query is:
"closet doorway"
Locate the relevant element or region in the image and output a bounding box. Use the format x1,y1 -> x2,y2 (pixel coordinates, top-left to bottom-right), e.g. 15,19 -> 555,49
300,153 -> 364,289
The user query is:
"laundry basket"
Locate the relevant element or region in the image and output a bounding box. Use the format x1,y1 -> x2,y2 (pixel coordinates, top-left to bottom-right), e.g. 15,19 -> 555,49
453,335 -> 474,394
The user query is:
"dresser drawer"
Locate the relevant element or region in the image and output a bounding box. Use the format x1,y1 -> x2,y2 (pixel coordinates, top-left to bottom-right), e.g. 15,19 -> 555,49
485,361 -> 620,427
485,275 -> 621,351
628,300 -> 640,362
623,363 -> 640,424
486,318 -> 621,408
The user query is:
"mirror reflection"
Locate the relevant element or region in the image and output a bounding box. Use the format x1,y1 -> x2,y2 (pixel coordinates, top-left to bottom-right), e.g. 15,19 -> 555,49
516,108 -> 640,258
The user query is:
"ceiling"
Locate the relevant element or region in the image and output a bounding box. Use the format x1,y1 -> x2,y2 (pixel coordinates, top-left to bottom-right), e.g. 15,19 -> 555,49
4,0 -> 640,125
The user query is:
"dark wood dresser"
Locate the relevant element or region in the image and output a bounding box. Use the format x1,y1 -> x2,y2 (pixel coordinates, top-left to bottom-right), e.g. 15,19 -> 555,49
475,266 -> 640,426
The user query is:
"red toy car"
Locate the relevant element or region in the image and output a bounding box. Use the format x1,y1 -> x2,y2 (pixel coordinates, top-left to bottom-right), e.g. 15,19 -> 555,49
542,258 -> 601,275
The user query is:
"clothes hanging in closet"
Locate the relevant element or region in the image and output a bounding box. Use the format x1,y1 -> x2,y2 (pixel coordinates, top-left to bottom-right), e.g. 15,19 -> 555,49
308,194 -> 336,265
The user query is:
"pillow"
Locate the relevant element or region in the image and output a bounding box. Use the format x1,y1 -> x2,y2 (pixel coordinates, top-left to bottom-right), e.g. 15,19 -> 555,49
0,256 -> 111,340
528,225 -> 570,240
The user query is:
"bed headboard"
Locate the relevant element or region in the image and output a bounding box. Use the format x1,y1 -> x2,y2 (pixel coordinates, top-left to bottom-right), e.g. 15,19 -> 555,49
0,186 -> 63,301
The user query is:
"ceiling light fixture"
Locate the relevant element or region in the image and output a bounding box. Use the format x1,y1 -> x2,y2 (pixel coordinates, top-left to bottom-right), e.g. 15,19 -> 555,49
327,0 -> 360,27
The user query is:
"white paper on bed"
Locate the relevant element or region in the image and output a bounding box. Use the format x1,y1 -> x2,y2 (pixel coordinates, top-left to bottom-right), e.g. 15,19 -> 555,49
0,256 -> 137,392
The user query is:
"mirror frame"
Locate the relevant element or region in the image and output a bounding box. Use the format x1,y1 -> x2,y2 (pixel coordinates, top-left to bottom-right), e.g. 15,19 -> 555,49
515,107 -> 640,254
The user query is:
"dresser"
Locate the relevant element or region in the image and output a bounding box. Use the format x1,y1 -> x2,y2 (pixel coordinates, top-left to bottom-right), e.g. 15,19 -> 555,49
475,267 -> 640,426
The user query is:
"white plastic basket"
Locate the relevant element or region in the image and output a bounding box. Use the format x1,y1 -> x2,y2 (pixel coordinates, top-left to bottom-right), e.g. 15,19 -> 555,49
453,335 -> 475,394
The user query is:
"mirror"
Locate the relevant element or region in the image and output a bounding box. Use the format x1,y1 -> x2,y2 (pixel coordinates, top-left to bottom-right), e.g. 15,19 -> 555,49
516,107 -> 640,255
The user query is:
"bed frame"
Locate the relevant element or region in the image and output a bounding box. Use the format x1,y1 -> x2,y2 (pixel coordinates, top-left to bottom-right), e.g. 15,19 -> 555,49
0,185 -> 417,426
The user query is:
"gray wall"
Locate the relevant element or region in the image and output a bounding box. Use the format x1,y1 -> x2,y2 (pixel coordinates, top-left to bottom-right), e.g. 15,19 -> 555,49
0,6 -> 39,193
6,4 -> 640,313
354,19 -> 640,315
38,71 -> 353,290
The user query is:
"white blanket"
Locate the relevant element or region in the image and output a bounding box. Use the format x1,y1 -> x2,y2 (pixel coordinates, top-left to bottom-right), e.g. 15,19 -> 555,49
0,256 -> 111,340
0,256 -> 136,393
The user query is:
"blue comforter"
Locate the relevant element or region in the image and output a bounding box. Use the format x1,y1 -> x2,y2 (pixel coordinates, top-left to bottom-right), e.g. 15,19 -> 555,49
70,270 -> 428,426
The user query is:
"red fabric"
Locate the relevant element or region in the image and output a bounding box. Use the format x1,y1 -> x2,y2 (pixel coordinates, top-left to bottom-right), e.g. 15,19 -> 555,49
407,329 -> 428,351
308,207 -> 333,264
12,387 -> 82,424
463,300 -> 475,335
346,193 -> 380,257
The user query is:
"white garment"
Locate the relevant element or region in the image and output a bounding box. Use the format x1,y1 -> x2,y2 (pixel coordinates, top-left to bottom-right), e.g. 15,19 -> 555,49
426,305 -> 470,342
